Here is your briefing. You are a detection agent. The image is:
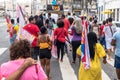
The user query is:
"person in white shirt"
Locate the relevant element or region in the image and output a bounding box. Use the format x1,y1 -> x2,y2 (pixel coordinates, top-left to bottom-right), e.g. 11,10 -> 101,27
103,18 -> 116,60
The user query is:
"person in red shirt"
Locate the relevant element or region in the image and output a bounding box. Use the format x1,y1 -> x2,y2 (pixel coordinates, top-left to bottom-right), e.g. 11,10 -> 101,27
61,14 -> 70,54
81,16 -> 88,31
23,16 -> 40,60
54,20 -> 69,62
99,20 -> 106,49
61,14 -> 70,31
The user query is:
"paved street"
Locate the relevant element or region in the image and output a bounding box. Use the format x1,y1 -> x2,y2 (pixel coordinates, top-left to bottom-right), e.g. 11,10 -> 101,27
0,23 -> 118,80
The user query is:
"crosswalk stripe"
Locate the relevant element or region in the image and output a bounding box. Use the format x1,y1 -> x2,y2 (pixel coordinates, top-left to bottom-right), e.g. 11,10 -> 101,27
102,70 -> 111,80
59,54 -> 77,80
0,48 -> 7,56
58,54 -> 112,80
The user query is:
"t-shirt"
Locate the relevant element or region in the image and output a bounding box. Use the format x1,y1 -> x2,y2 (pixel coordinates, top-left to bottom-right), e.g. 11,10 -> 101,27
54,27 -> 68,42
99,25 -> 105,35
23,23 -> 40,47
14,24 -> 19,34
0,59 -> 47,80
71,26 -> 81,41
113,31 -> 120,57
103,24 -> 116,40
77,43 -> 106,80
63,18 -> 70,31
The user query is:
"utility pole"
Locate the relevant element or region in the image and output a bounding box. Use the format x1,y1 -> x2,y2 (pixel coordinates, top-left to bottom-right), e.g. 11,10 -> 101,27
83,0 -> 87,14
4,0 -> 6,13
12,0 -> 14,18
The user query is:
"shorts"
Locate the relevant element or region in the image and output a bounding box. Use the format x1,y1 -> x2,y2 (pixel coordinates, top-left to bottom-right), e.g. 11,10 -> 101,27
114,55 -> 120,69
106,39 -> 112,49
40,48 -> 51,59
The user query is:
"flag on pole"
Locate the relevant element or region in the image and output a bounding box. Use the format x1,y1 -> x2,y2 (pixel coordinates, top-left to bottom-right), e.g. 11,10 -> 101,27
5,15 -> 13,38
16,4 -> 25,39
81,22 -> 90,70
16,4 -> 35,43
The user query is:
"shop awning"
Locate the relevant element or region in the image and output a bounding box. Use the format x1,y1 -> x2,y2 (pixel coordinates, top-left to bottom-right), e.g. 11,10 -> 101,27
101,9 -> 113,14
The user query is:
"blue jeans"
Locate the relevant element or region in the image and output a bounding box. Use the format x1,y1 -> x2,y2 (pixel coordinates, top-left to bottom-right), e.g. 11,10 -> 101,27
47,28 -> 52,35
99,35 -> 106,49
10,34 -> 17,44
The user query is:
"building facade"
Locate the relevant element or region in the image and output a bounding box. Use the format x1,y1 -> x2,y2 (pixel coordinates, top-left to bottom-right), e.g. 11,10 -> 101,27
98,0 -> 120,21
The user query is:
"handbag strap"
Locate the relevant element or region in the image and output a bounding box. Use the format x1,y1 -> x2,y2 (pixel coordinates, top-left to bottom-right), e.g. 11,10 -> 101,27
109,26 -> 113,36
56,28 -> 64,39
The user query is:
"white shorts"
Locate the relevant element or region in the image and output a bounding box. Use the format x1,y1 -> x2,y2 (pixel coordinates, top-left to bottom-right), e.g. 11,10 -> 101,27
106,39 -> 112,49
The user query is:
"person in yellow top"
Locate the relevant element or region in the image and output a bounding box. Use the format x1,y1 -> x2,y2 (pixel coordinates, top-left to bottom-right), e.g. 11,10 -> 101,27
37,26 -> 52,80
14,18 -> 19,34
77,32 -> 107,80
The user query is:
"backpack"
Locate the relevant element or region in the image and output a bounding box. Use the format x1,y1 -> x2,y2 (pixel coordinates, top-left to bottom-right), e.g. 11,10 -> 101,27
47,18 -> 54,29
74,19 -> 83,35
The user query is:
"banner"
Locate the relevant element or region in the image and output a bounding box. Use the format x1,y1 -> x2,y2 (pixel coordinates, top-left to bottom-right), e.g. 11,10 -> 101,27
16,4 -> 25,40
19,29 -> 35,44
81,22 -> 90,70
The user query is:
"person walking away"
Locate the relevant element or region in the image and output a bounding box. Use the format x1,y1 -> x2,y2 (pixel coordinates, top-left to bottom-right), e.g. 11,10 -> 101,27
103,18 -> 116,60
67,12 -> 73,19
37,26 -> 52,80
9,19 -> 16,44
54,20 -> 69,62
61,14 -> 70,31
73,13 -> 78,20
77,32 -> 107,80
91,20 -> 99,39
23,16 -> 40,60
81,16 -> 88,32
45,13 -> 55,35
71,19 -> 82,63
0,40 -> 47,80
35,15 -> 44,30
99,20 -> 106,49
111,31 -> 120,80
14,18 -> 19,35
88,17 -> 93,32
61,14 -> 70,53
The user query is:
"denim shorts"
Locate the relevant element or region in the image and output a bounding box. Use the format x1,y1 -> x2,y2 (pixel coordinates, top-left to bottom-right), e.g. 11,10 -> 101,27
114,55 -> 120,69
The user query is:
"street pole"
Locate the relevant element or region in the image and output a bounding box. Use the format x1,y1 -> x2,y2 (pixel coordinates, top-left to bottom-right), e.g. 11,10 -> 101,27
103,0 -> 105,20
83,0 -> 86,14
4,0 -> 6,13
12,0 -> 14,18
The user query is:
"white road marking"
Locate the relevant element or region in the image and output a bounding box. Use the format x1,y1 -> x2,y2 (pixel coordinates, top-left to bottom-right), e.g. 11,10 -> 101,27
0,48 -> 7,56
59,54 -> 77,80
102,70 -> 111,80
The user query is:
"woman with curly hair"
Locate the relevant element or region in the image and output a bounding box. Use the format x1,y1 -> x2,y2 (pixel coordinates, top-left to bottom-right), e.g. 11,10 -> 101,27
0,40 -> 47,80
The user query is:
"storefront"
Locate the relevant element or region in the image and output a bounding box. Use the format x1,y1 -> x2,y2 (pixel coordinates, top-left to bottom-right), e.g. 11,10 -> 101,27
98,0 -> 120,21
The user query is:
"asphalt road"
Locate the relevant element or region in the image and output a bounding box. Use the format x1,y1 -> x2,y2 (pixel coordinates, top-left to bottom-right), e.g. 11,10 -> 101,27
0,23 -> 118,80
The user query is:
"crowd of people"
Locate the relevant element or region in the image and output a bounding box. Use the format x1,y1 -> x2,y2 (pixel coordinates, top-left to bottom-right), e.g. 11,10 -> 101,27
0,12 -> 120,80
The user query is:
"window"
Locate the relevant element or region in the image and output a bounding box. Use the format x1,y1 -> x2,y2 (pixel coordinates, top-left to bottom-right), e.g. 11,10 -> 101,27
117,9 -> 119,21
113,9 -> 115,21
